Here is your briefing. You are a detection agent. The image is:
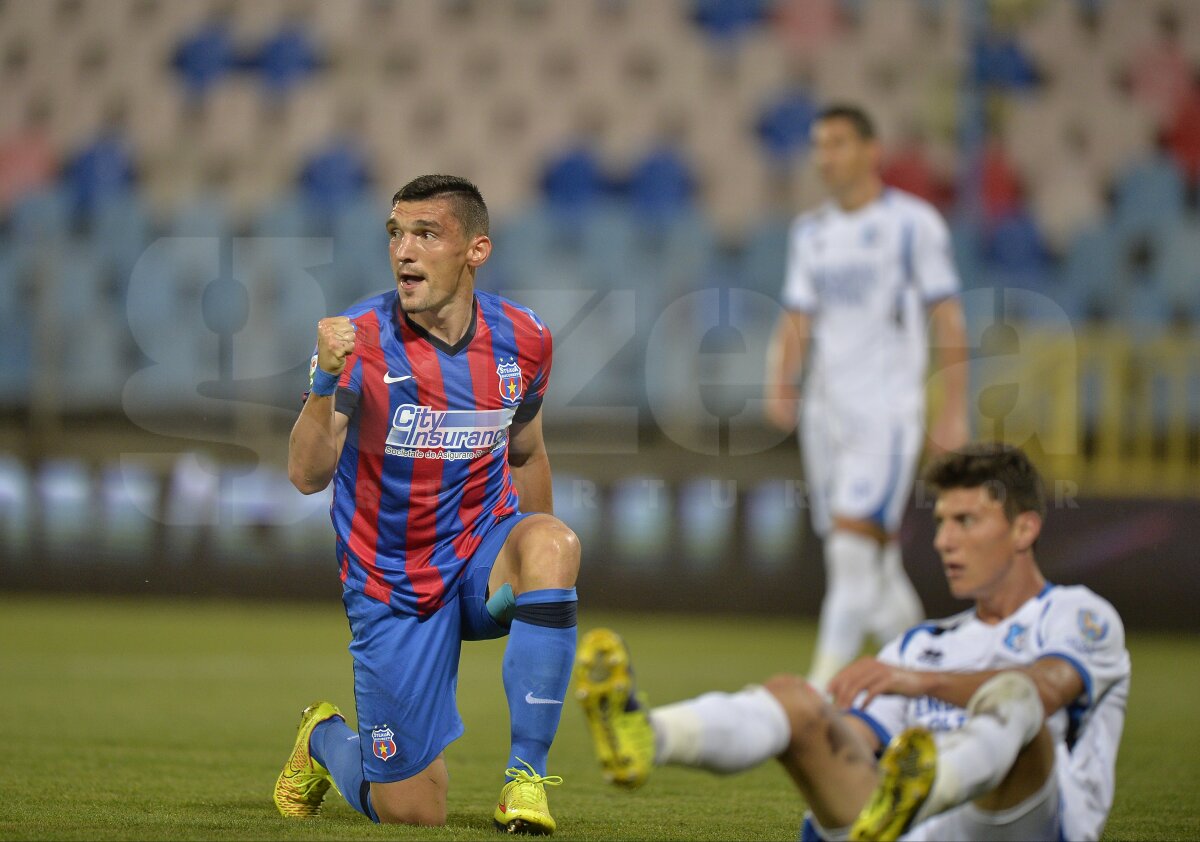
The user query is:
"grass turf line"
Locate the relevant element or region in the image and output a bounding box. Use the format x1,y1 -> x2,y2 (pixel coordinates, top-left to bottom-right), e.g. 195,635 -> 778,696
0,595 -> 1196,841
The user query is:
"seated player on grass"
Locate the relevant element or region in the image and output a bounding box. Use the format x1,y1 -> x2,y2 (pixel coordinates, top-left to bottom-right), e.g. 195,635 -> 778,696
575,443 -> 1130,841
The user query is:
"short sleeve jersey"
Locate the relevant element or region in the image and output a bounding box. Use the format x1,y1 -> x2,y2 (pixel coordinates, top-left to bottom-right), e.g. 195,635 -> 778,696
306,289 -> 552,617
781,188 -> 960,417
852,584 -> 1130,835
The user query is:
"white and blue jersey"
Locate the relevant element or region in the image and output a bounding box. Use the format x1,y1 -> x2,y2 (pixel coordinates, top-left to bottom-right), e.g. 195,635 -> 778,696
781,188 -> 961,533
782,187 -> 960,418
851,584 -> 1131,841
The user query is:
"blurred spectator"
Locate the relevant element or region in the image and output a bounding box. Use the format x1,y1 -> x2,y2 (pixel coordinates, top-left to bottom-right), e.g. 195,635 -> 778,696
62,100 -> 136,221
0,96 -> 57,216
881,126 -> 953,211
1126,7 -> 1192,126
692,0 -> 770,43
755,75 -> 819,164
253,12 -> 323,103
1164,73 -> 1200,186
172,5 -> 238,105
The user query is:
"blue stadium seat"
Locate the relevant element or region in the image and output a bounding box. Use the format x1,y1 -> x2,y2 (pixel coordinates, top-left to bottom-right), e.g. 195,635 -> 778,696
168,196 -> 232,239
489,202 -> 596,293
54,246 -> 130,408
0,251 -> 33,400
948,216 -> 986,290
1157,216 -> 1200,324
7,186 -> 70,245
123,237 -> 221,410
984,209 -> 1052,289
253,192 -> 313,238
331,195 -> 391,306
1059,222 -> 1121,322
1111,152 -> 1186,239
625,144 -> 696,226
755,87 -> 819,162
253,21 -> 322,101
172,17 -> 237,102
89,193 -> 153,281
740,211 -> 792,298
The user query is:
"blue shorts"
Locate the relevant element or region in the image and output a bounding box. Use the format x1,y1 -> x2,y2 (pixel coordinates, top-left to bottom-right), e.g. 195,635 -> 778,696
342,512 -> 530,783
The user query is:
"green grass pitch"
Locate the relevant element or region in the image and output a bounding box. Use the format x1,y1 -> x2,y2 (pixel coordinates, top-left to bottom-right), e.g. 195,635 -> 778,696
1,594 -> 1197,841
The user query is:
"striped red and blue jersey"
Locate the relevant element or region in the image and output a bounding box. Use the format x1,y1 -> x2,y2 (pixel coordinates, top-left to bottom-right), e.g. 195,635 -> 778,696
310,289 -> 552,617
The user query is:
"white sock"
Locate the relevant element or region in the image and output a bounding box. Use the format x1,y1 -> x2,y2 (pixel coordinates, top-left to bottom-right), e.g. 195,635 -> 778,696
868,541 -> 924,642
809,530 -> 880,689
649,685 -> 791,773
916,672 -> 1045,824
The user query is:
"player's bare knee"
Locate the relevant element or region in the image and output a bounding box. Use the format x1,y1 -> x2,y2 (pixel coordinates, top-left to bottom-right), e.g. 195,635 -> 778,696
763,674 -> 822,741
515,517 -> 580,587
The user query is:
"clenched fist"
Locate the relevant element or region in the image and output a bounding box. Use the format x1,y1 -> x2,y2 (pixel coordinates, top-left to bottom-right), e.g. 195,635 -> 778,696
316,316 -> 357,376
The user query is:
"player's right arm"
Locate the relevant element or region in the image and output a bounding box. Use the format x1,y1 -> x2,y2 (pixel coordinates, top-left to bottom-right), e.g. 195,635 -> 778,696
288,316 -> 356,494
828,654 -> 1085,719
763,309 -> 811,432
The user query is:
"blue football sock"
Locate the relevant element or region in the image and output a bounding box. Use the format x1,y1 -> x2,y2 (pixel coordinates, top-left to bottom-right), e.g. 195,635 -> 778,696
502,587 -> 578,777
310,716 -> 379,822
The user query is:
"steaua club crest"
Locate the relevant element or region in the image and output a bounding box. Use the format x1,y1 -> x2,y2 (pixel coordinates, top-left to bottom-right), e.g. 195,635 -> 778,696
371,726 -> 397,761
497,359 -> 523,404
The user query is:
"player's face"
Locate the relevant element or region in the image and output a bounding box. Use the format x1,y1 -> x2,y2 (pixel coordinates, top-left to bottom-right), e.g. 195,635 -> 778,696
386,198 -> 490,316
811,117 -> 878,195
932,487 -> 1022,602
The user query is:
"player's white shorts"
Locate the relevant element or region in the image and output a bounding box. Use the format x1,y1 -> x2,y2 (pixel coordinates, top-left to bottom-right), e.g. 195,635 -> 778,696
901,768 -> 1061,841
800,403 -> 923,536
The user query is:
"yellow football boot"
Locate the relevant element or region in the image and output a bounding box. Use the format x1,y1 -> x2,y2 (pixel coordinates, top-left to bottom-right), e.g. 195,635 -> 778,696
849,727 -> 937,841
573,627 -> 655,788
493,758 -> 563,834
272,701 -> 343,818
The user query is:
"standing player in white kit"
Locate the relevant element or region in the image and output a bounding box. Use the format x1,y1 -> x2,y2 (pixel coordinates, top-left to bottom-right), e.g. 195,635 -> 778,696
764,104 -> 970,689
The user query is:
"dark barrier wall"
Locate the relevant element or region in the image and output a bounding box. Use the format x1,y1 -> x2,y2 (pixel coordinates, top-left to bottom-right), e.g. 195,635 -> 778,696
1,457 -> 1196,633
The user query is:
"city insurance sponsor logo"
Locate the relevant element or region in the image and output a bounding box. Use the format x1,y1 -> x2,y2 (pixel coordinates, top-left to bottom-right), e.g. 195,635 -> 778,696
384,404 -> 515,460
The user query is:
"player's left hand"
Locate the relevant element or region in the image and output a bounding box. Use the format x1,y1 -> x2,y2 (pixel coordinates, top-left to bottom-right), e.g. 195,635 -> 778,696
828,656 -> 927,710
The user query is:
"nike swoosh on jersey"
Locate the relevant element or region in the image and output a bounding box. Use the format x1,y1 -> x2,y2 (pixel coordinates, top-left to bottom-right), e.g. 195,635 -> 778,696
524,691 -> 563,705
383,373 -> 413,384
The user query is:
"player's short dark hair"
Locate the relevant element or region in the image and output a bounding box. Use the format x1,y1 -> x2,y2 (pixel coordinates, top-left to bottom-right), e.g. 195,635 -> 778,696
392,174 -> 489,237
815,103 -> 876,140
923,442 -> 1047,523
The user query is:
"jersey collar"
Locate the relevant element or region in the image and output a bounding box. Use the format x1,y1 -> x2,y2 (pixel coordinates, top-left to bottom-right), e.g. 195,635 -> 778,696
397,295 -> 479,356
